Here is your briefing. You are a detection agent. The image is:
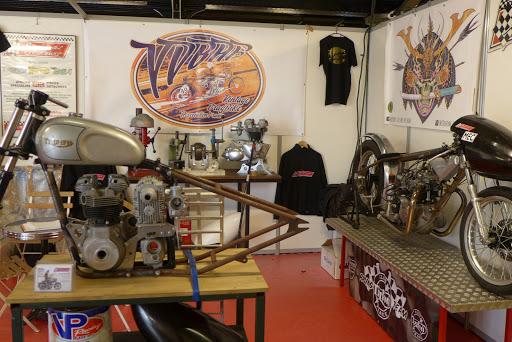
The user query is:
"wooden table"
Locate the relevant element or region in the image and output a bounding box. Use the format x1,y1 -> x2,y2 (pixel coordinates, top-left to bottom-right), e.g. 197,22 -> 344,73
7,249 -> 269,342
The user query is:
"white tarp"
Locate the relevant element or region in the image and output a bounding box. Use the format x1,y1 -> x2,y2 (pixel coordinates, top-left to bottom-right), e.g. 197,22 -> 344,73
84,20 -> 307,135
384,0 -> 485,130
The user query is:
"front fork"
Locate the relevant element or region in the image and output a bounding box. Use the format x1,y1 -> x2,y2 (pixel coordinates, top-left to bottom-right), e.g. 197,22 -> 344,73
462,156 -> 492,244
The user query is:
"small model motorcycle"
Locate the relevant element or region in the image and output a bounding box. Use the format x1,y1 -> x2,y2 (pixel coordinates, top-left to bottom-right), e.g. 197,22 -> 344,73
353,115 -> 512,296
38,277 -> 61,290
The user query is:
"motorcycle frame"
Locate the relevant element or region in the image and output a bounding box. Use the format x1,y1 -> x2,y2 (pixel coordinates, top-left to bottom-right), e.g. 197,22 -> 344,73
0,91 -> 308,278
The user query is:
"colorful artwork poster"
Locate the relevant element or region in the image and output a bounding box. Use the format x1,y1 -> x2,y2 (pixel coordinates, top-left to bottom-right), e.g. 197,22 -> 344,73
84,20 -> 306,135
490,0 -> 512,52
0,33 -> 77,134
384,0 -> 485,130
131,30 -> 265,129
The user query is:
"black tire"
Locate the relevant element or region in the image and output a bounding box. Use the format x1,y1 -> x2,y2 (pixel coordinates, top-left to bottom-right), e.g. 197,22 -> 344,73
460,186 -> 512,296
54,282 -> 61,290
169,86 -> 191,102
38,283 -> 46,290
351,140 -> 384,215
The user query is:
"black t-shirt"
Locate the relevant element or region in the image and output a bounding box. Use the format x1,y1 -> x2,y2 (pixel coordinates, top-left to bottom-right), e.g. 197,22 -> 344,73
319,35 -> 357,105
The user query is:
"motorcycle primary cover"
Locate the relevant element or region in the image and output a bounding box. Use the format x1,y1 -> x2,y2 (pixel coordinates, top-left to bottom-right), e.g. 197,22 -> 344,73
347,241 -> 439,342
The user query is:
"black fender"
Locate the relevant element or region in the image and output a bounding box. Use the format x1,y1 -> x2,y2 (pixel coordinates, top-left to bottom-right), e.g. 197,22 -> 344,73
132,302 -> 245,342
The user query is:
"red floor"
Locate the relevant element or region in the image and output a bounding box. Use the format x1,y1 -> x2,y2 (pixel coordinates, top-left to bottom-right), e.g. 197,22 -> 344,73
0,253 -> 484,341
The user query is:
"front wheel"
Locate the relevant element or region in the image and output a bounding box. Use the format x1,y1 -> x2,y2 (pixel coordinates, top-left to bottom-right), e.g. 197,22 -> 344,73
351,140 -> 384,214
460,186 -> 512,295
228,77 -> 244,94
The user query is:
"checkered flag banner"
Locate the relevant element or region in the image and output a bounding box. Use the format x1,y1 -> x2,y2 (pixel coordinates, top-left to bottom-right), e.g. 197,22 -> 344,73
362,263 -> 408,320
490,0 -> 512,51
385,272 -> 408,320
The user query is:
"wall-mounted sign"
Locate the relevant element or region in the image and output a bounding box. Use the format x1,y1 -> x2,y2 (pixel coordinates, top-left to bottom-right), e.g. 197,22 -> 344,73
0,33 -> 77,134
85,20 -> 305,135
384,0 -> 484,130
130,30 -> 265,129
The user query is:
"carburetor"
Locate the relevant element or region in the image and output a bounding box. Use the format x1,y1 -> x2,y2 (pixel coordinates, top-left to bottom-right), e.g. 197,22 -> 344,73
67,174 -> 185,272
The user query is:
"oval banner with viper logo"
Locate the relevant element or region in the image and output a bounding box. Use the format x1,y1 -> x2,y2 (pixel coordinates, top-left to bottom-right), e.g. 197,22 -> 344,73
130,30 -> 265,129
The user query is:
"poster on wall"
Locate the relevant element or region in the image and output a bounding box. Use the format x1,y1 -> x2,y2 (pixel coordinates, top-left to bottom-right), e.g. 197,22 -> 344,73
489,0 -> 512,52
0,33 -> 77,134
384,0 -> 485,130
84,20 -> 306,135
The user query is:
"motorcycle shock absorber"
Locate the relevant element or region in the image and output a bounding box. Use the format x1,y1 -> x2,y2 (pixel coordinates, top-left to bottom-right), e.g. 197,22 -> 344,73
461,154 -> 490,243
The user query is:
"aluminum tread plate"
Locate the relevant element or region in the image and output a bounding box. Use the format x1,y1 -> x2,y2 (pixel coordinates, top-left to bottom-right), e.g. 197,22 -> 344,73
326,216 -> 512,313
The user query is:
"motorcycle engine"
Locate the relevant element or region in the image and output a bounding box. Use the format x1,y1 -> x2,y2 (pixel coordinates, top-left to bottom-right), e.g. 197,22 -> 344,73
67,174 -> 181,272
385,166 -> 446,232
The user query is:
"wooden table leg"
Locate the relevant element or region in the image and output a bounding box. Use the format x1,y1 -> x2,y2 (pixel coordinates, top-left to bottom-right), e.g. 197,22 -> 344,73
438,306 -> 447,342
505,308 -> 512,342
340,235 -> 346,287
255,292 -> 266,342
11,304 -> 23,342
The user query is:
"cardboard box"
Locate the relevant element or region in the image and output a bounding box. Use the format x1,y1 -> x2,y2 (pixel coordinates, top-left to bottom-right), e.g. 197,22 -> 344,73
321,238 -> 343,279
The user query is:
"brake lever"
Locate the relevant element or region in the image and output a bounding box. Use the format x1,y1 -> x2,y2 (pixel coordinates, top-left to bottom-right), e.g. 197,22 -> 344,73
149,127 -> 161,154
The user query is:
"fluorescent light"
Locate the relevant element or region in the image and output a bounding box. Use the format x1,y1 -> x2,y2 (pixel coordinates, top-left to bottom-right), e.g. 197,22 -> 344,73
17,0 -> 147,5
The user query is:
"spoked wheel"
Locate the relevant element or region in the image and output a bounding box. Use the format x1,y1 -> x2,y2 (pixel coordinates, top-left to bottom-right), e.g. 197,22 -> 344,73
351,140 -> 384,215
460,186 -> 512,296
229,77 -> 244,94
169,86 -> 192,102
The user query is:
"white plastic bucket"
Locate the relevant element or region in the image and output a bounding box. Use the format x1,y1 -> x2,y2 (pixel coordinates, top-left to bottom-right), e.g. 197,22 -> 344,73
48,306 -> 112,341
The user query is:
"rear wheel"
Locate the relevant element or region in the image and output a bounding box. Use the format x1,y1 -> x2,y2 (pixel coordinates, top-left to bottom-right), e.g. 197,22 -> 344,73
169,86 -> 192,102
351,140 -> 384,214
460,186 -> 512,295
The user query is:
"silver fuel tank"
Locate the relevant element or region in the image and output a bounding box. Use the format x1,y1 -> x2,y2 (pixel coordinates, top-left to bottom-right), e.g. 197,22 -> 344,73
35,116 -> 145,165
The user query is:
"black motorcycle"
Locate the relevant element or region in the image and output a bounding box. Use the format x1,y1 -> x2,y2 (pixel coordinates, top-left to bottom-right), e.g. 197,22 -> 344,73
353,114 -> 512,296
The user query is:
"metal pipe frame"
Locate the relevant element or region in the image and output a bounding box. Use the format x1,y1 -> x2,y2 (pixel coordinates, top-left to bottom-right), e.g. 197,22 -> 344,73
68,162 -> 308,278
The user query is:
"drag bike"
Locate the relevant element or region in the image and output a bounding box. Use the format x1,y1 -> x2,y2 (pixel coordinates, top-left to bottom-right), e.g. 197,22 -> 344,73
0,90 -> 306,279
0,90 -> 306,342
353,115 -> 512,296
168,68 -> 244,103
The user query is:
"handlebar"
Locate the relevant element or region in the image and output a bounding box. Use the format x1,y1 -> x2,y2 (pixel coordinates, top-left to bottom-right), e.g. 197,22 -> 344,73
47,95 -> 69,108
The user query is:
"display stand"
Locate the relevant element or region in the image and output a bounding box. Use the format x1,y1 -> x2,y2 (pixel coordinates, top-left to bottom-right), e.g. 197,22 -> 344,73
7,249 -> 268,342
326,216 -> 512,342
